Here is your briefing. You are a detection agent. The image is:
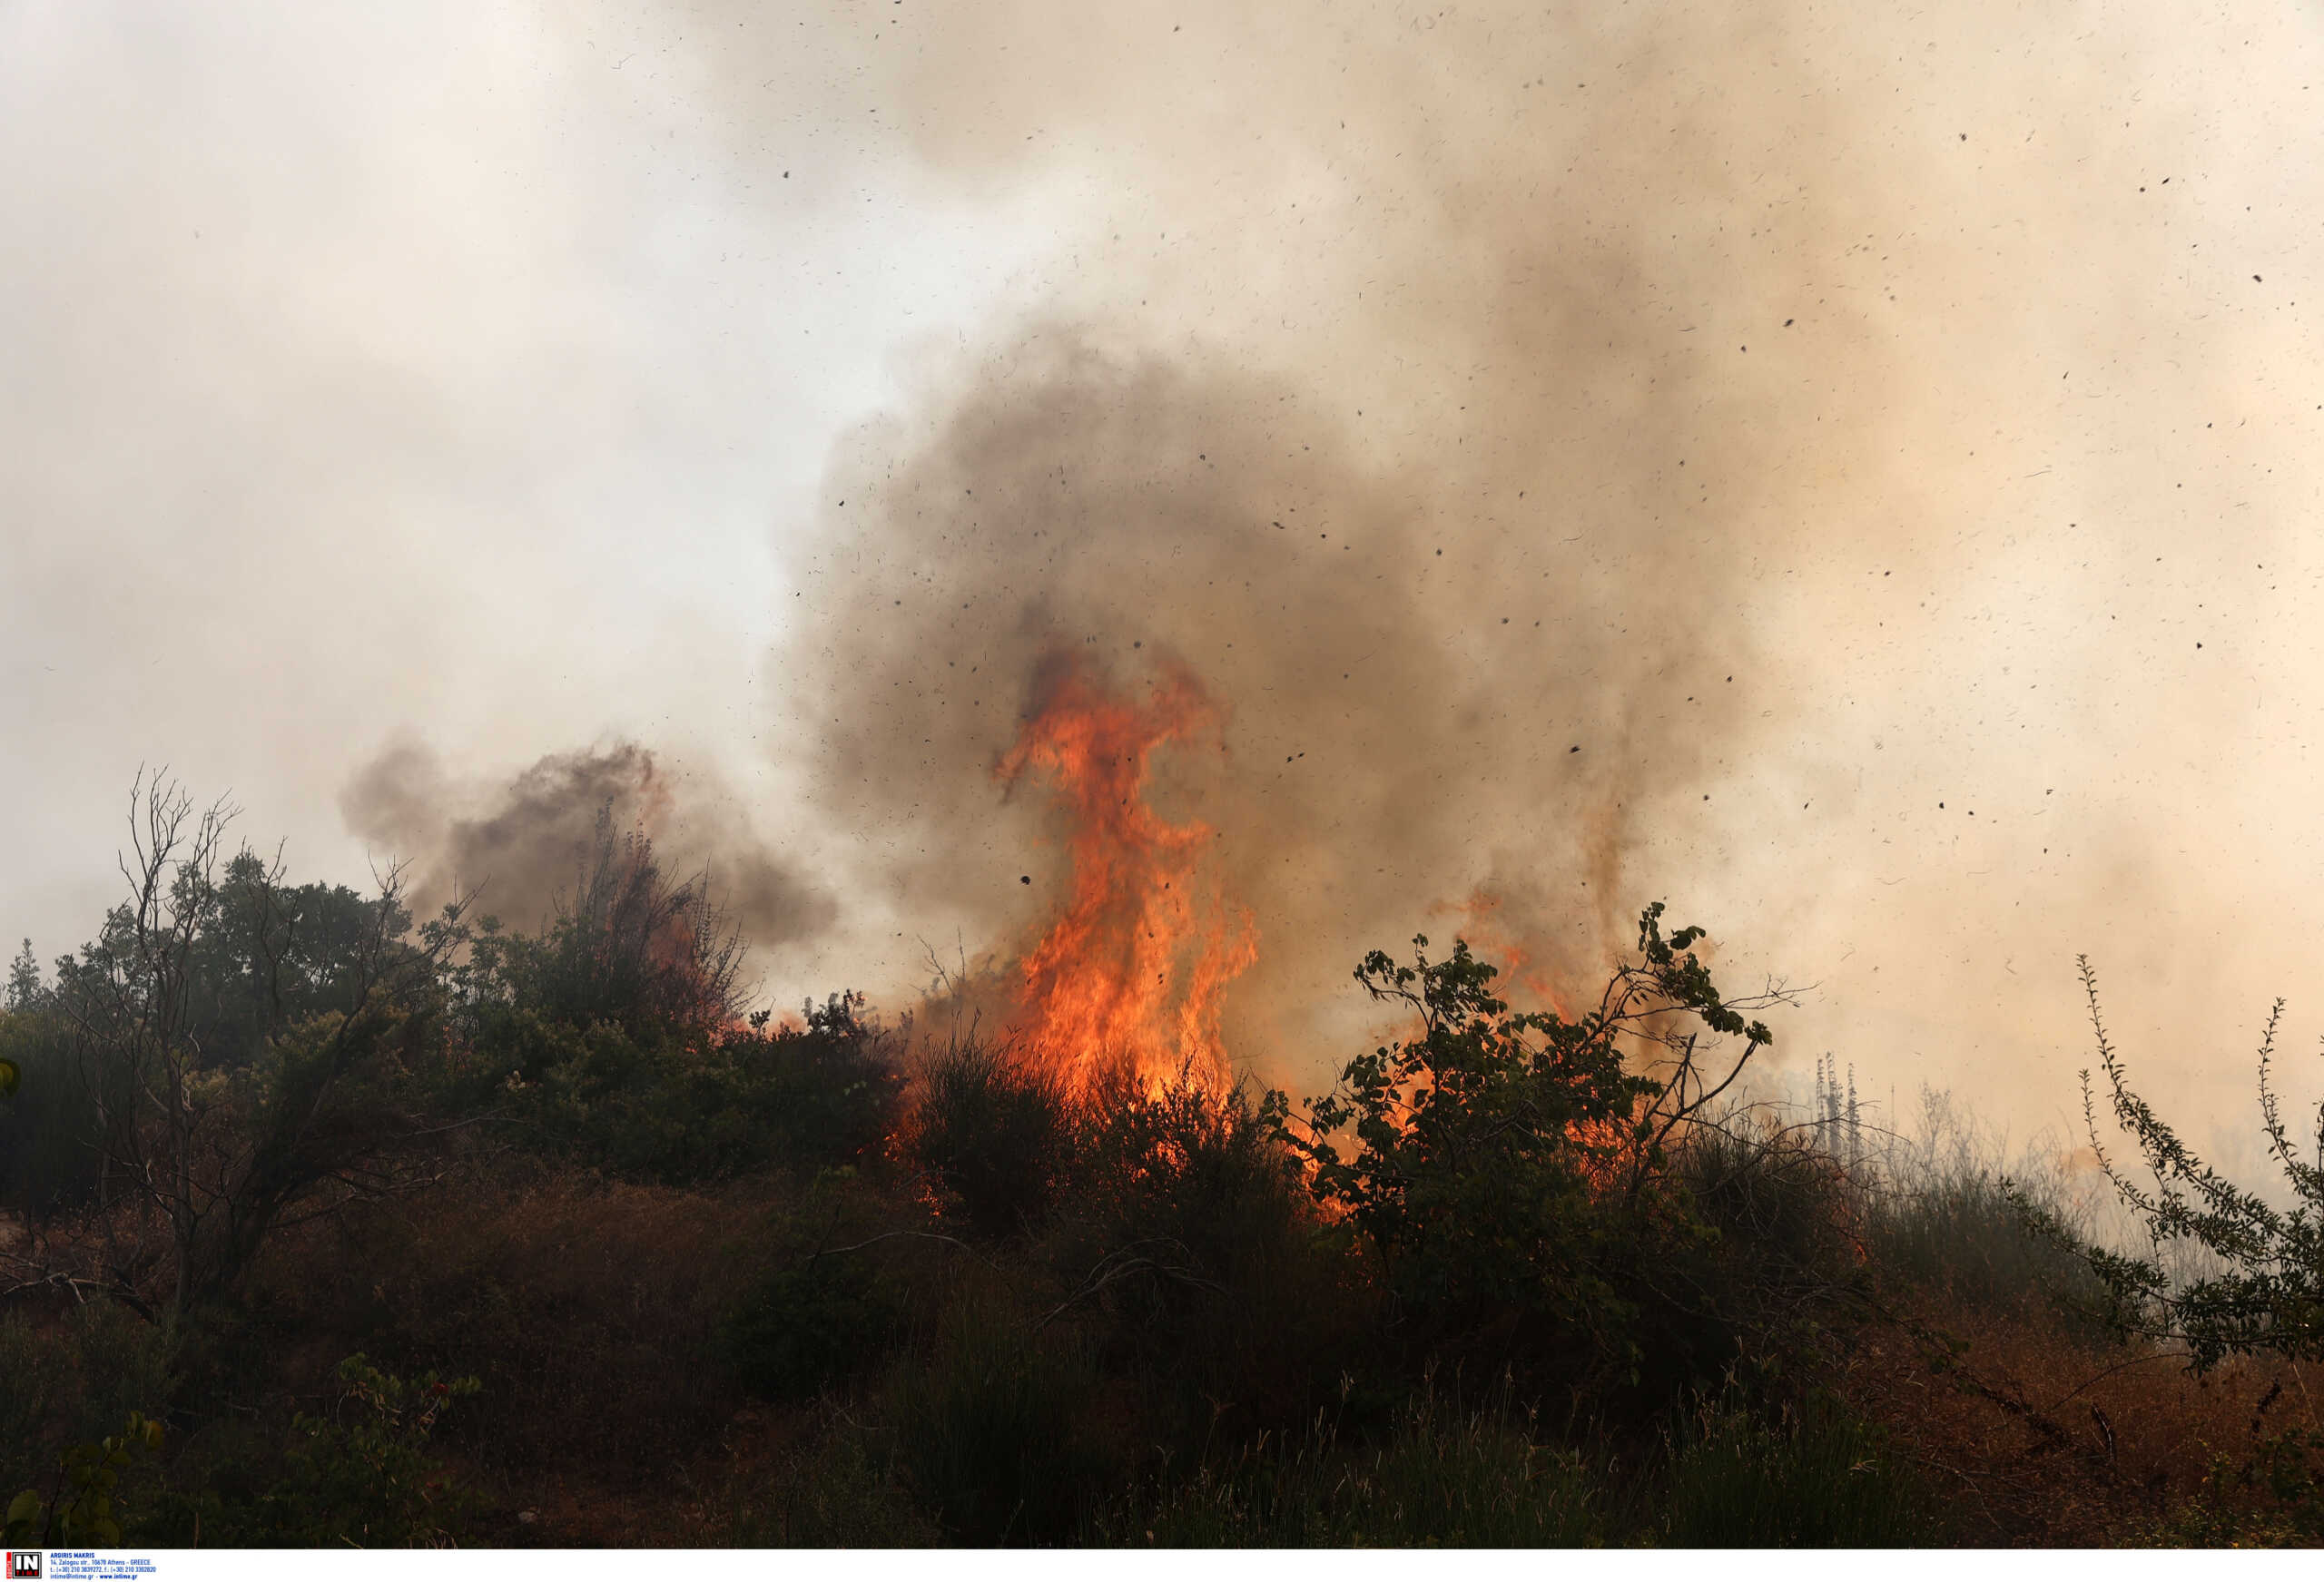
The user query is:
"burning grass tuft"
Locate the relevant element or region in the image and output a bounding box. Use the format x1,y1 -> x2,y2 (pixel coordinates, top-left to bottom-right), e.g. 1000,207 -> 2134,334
905,1037 -> 1072,1238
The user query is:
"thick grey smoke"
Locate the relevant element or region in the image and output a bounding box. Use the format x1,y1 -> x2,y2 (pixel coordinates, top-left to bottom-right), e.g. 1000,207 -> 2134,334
341,738 -> 833,949
753,3 -> 1965,1068
6,0 -> 2323,1147
786,335 -> 1795,1060
743,0 -> 2324,1136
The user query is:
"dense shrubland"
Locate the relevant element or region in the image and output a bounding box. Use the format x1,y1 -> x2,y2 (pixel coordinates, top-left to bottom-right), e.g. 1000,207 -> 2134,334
2,778 -> 2319,1547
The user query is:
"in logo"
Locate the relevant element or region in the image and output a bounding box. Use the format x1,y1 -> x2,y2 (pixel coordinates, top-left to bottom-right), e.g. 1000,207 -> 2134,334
5,1553 -> 40,1580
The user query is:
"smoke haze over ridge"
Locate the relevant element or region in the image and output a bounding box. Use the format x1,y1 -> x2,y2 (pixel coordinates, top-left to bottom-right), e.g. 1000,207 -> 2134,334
340,738 -> 833,949
6,1 -> 2324,1150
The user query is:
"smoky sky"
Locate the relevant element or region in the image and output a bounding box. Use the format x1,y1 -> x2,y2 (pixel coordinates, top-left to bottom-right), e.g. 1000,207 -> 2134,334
763,0 -> 2324,1139
8,2 -> 2324,1155
340,738 -> 833,949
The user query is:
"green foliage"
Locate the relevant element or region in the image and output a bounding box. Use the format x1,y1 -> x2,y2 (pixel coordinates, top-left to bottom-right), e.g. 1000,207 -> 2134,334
889,1300 -> 1104,1544
249,1353 -> 480,1548
724,1253 -> 903,1402
1653,1389 -> 1938,1547
2015,959 -> 2324,1370
2144,1428 -> 2324,1547
1044,1063 -> 1364,1437
1643,1118 -> 1866,1395
1092,1388 -> 1600,1547
4,1413 -> 164,1548
0,1305 -> 176,1515
56,848 -> 413,1080
0,1318 -> 74,1498
1262,904 -> 1785,1395
1067,1062 -> 1305,1284
416,807 -> 891,1186
487,994 -> 902,1184
1860,1090 -> 2103,1317
40,777 -> 468,1320
724,1424 -> 943,1546
907,1039 -> 1069,1237
0,1011 -> 100,1214
5,940 -> 40,1015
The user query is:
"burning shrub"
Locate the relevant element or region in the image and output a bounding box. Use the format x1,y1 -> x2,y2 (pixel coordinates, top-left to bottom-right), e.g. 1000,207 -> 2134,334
1061,1060 -> 1305,1304
1261,903 -> 1791,1402
905,1038 -> 1071,1238
1041,1061 -> 1366,1435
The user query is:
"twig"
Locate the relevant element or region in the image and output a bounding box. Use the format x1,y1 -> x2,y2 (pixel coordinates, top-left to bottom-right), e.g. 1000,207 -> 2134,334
807,1229 -> 998,1270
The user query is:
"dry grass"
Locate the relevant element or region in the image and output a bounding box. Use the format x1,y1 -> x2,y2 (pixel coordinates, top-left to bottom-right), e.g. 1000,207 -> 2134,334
245,1163 -> 793,1477
1839,1291 -> 2324,1544
14,1070 -> 2323,1548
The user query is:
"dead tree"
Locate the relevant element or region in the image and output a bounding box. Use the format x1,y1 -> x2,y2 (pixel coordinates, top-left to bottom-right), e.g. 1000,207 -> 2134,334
52,771 -> 468,1322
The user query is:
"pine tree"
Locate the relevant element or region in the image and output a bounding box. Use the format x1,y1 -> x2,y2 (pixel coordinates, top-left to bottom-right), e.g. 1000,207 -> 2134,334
4,938 -> 38,1012
1846,1064 -> 1860,1165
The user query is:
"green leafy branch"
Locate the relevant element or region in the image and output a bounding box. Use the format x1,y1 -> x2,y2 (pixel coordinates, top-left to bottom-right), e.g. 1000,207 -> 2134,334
4,1412 -> 165,1548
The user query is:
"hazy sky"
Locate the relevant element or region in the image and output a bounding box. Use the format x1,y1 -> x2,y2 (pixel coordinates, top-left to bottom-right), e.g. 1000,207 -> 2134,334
7,0 -> 2324,1164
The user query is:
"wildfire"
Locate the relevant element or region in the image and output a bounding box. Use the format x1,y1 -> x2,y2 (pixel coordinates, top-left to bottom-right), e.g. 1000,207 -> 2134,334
997,652 -> 1256,1087
1433,889 -> 1577,1021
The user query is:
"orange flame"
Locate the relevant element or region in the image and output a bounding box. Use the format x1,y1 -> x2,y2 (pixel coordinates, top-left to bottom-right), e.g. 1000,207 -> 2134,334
1430,889 -> 1576,1020
998,653 -> 1256,1087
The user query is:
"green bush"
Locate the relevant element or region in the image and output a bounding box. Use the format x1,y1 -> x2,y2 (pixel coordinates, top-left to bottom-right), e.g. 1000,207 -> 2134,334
1047,1063 -> 1365,1440
0,1010 -> 101,1217
888,1299 -> 1103,1544
212,1353 -> 481,1548
1833,1085 -> 2102,1322
1633,1119 -> 1870,1400
724,1423 -> 942,1546
487,994 -> 903,1185
433,809 -> 747,1042
0,1302 -> 172,1549
0,1305 -> 174,1507
1866,1174 -> 2101,1320
1263,905 -> 1788,1402
723,1253 -> 902,1402
1067,1062 -> 1306,1294
0,1317 -> 76,1499
1093,1388 -> 1600,1546
4,1413 -> 165,1548
2143,1429 -> 2324,1547
1655,1389 -> 1938,1547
